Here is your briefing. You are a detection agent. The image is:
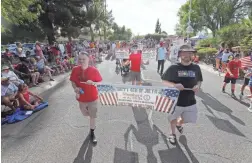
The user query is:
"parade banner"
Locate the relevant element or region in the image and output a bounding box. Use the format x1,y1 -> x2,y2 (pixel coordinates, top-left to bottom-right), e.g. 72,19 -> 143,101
115,49 -> 129,59
142,48 -> 156,60
97,84 -> 180,114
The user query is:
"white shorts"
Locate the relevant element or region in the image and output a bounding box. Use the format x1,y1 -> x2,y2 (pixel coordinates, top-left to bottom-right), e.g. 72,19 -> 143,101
168,104 -> 197,123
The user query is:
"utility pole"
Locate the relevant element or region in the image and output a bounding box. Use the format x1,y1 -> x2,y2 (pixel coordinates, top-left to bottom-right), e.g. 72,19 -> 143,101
104,0 -> 107,40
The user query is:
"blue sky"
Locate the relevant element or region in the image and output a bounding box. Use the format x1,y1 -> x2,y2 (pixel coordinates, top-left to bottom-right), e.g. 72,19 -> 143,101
107,0 -> 187,35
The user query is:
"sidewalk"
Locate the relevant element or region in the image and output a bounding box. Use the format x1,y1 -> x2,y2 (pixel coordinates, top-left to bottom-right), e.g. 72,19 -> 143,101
1,72 -> 71,112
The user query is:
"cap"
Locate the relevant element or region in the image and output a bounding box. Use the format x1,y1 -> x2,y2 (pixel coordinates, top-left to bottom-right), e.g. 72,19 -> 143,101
2,65 -> 10,70
1,77 -> 9,81
178,44 -> 196,53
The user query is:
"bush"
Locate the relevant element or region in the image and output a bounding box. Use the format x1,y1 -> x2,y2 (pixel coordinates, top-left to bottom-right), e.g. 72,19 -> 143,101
197,48 -> 218,58
197,38 -> 221,48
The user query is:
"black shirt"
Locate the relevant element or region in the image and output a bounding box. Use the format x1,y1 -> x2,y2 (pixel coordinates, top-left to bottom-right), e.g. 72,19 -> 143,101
161,63 -> 203,107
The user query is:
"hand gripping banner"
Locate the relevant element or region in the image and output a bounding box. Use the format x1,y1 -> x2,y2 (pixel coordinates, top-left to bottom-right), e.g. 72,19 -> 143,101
97,84 -> 180,114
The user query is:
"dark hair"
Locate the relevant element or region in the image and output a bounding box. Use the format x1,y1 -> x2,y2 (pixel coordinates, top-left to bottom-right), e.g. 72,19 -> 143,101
18,83 -> 28,92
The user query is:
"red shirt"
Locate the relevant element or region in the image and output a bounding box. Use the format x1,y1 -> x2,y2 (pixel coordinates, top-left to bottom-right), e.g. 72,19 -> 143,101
19,91 -> 30,106
225,60 -> 241,79
66,43 -> 72,53
129,53 -> 142,72
70,66 -> 102,102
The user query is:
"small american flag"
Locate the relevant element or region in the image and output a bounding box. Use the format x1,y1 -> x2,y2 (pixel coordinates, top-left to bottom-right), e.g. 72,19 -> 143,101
97,85 -> 180,113
155,89 -> 180,113
97,85 -> 118,105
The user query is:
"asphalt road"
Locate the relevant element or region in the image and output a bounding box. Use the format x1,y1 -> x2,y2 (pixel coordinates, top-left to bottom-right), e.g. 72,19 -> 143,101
2,58 -> 252,163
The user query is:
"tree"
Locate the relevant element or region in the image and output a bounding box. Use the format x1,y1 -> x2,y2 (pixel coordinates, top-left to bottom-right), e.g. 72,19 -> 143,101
155,19 -> 161,34
108,23 -> 132,41
177,0 -> 252,37
217,18 -> 252,48
1,0 -> 40,32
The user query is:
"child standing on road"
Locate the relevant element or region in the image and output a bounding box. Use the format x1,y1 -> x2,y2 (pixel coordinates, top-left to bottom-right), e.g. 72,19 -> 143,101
222,54 -> 241,97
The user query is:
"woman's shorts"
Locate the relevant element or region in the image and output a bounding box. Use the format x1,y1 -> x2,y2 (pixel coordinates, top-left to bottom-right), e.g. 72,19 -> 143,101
168,104 -> 197,123
38,68 -> 45,74
79,100 -> 98,118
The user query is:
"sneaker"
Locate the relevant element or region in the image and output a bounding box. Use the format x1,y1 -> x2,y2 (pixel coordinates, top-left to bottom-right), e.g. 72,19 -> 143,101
248,107 -> 252,113
90,132 -> 97,144
231,93 -> 236,98
222,88 -> 225,93
168,134 -> 177,145
239,94 -> 244,100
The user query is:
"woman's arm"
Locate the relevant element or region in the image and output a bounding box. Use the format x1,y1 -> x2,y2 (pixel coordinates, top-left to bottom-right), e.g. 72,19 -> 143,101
28,91 -> 43,100
245,72 -> 252,78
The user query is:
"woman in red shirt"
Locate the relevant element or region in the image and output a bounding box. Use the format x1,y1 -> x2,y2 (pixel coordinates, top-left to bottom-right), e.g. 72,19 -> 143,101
70,51 -> 102,144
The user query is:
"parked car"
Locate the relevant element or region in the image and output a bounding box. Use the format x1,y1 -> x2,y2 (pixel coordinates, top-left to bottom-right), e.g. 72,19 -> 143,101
7,44 -> 17,55
22,43 -> 36,56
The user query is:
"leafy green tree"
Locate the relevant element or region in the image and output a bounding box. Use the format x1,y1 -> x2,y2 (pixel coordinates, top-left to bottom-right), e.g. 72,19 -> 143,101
1,0 -> 41,32
177,0 -> 252,37
217,19 -> 252,48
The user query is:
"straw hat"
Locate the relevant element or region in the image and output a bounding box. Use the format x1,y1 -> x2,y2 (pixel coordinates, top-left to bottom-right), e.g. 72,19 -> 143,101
1,77 -> 9,81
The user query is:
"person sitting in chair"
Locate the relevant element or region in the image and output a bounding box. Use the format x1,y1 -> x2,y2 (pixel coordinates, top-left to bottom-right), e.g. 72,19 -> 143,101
1,77 -> 19,115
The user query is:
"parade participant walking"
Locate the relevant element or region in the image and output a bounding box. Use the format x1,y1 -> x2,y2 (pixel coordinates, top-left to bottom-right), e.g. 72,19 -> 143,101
243,71 -> 252,112
156,42 -> 167,75
239,67 -> 252,100
125,46 -> 148,85
222,54 -> 241,97
161,44 -> 203,144
70,51 -> 102,144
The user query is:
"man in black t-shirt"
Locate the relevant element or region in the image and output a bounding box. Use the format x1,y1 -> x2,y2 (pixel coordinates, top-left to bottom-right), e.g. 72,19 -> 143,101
161,44 -> 203,145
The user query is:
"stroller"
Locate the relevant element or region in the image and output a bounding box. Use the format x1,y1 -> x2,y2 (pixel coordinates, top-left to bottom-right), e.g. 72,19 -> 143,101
121,59 -> 130,76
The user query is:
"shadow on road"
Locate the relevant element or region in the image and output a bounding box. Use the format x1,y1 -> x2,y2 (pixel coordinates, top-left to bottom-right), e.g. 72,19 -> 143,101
198,91 -> 246,137
73,135 -> 93,163
158,134 -> 200,163
197,91 -> 245,126
115,105 -> 198,163
224,92 -> 250,107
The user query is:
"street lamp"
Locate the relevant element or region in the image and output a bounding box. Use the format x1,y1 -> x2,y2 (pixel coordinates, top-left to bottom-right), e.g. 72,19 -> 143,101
186,0 -> 193,43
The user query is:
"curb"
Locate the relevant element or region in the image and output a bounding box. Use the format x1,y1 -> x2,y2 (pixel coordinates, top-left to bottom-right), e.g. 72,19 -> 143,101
30,72 -> 71,97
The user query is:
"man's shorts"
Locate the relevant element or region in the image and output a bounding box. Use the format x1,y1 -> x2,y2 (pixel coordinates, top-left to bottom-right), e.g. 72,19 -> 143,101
224,77 -> 237,84
130,71 -> 141,82
168,104 -> 197,123
244,78 -> 250,85
79,100 -> 98,118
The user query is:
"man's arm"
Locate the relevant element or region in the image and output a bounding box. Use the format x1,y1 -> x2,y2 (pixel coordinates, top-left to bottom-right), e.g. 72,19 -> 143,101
226,62 -> 233,75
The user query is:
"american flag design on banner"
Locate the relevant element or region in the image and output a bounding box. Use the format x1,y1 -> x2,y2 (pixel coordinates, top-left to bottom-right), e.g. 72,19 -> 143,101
97,85 -> 180,113
97,85 -> 118,105
155,89 -> 180,113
